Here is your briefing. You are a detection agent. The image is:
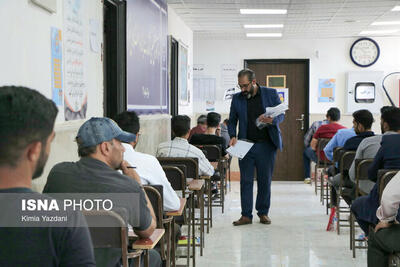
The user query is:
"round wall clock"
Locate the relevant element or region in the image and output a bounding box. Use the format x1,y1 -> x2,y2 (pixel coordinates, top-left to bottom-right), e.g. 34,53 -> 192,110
350,37 -> 380,67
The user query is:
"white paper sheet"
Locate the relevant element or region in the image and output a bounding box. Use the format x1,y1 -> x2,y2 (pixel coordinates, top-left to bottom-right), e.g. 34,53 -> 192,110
226,140 -> 254,159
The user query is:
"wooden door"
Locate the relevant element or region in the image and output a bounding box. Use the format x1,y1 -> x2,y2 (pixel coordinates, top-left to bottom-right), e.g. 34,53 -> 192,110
245,60 -> 309,181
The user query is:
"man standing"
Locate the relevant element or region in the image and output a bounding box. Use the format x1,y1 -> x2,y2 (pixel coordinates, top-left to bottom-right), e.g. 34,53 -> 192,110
228,69 -> 284,226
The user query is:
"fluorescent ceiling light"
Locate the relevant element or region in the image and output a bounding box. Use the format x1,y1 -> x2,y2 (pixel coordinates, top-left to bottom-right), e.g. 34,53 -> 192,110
391,6 -> 400,11
244,24 -> 284,28
371,21 -> 400,26
246,33 -> 282,37
359,29 -> 399,35
240,9 -> 287,15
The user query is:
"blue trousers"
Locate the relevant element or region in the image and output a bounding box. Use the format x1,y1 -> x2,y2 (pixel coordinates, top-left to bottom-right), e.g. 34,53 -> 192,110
303,146 -> 317,178
238,142 -> 277,219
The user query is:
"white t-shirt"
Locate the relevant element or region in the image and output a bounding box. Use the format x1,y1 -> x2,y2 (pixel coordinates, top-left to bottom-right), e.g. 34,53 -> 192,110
122,143 -> 180,211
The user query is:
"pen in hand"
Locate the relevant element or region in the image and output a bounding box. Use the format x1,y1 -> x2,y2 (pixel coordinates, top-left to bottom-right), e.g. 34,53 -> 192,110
127,166 -> 137,169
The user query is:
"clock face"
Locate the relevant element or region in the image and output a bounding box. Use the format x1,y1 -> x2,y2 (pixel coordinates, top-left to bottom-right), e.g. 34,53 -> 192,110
350,38 -> 380,67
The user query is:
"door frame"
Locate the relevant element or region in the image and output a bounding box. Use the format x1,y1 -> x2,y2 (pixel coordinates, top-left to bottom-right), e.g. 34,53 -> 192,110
103,0 -> 127,118
244,59 -> 310,130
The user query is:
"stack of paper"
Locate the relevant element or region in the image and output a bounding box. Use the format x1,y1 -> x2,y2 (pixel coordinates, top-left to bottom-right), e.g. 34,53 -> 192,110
226,140 -> 254,159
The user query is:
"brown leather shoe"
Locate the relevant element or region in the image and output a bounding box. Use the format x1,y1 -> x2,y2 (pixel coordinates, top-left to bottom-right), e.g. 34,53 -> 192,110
232,216 -> 252,226
259,215 -> 271,224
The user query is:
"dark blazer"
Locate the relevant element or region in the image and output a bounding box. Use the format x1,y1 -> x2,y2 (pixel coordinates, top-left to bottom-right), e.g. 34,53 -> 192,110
228,86 -> 284,150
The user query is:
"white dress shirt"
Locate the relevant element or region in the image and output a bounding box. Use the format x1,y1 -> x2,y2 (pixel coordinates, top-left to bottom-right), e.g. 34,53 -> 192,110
122,143 -> 180,211
377,171 -> 400,222
156,137 -> 215,177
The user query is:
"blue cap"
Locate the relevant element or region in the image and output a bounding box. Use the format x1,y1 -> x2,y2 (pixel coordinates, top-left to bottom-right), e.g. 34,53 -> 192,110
76,117 -> 136,148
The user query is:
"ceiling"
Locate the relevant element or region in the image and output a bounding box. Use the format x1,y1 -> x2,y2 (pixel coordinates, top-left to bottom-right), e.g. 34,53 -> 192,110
166,0 -> 400,39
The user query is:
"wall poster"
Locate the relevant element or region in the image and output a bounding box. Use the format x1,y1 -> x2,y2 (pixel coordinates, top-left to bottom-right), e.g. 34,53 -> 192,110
63,0 -> 87,121
50,27 -> 63,106
318,78 -> 336,102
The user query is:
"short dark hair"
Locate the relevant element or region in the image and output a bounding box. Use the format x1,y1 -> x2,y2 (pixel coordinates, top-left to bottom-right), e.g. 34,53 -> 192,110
381,106 -> 395,115
207,112 -> 221,128
353,109 -> 374,130
223,119 -> 229,125
172,115 -> 191,137
197,115 -> 207,125
326,107 -> 340,121
114,111 -> 140,134
381,107 -> 400,131
238,68 -> 256,81
76,137 -> 97,157
0,86 -> 58,166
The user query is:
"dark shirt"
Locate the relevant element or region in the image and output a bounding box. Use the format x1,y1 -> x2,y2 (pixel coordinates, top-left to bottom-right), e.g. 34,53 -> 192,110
343,131 -> 375,151
0,187 -> 95,267
368,134 -> 400,182
189,134 -> 227,156
43,157 -> 152,267
246,90 -> 270,143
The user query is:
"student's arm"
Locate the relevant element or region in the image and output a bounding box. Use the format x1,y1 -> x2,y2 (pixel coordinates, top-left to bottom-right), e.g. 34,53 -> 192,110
155,160 -> 180,211
323,134 -> 338,161
368,147 -> 384,182
121,161 -> 156,238
310,138 -> 318,151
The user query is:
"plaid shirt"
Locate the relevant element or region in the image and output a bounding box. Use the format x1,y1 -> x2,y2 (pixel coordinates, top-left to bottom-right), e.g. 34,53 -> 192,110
156,137 -> 215,176
303,120 -> 329,147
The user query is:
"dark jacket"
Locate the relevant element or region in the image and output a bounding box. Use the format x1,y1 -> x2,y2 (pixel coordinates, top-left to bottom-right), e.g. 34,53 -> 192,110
228,86 -> 284,150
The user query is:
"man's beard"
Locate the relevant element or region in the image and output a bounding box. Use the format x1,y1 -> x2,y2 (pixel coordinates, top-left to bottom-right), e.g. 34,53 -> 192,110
32,147 -> 49,179
242,85 -> 254,99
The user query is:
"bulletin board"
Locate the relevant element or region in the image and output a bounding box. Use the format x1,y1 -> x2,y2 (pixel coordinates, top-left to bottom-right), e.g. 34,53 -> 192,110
126,0 -> 168,114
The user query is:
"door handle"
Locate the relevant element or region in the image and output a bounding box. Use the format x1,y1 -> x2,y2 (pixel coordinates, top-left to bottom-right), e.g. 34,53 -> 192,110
296,114 -> 305,130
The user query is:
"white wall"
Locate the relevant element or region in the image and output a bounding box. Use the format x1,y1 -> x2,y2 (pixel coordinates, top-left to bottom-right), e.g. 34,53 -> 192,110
0,0 -> 104,192
193,37 -> 400,116
168,6 -> 194,116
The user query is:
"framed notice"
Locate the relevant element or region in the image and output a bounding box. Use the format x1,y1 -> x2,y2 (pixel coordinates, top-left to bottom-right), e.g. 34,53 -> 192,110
266,75 -> 286,88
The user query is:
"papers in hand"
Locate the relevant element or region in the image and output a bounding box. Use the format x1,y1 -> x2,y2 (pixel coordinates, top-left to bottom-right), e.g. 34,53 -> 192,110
256,103 -> 288,129
226,140 -> 254,159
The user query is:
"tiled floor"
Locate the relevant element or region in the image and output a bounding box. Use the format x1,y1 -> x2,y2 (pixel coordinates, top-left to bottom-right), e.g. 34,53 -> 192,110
195,181 -> 367,267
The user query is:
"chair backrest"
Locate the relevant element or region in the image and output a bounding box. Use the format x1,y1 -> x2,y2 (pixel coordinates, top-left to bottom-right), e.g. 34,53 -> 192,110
333,147 -> 344,162
162,165 -> 186,193
378,169 -> 400,202
143,185 -> 164,227
340,151 -> 356,172
354,159 -> 374,196
195,145 -> 221,162
317,138 -> 331,162
158,157 -> 199,179
83,210 -> 127,249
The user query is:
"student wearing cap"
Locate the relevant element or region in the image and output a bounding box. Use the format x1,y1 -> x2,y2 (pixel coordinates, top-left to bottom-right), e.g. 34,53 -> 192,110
43,117 -> 161,267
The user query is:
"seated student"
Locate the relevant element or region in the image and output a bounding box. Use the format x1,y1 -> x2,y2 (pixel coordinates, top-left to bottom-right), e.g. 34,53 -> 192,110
329,109 -> 374,206
114,111 -> 180,211
43,117 -> 161,267
190,112 -> 227,157
349,106 -> 397,194
188,114 -> 207,140
0,86 -> 95,266
157,115 -> 215,177
351,107 -> 400,236
220,119 -> 231,149
304,107 -> 345,182
368,171 -> 400,267
303,116 -> 329,183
